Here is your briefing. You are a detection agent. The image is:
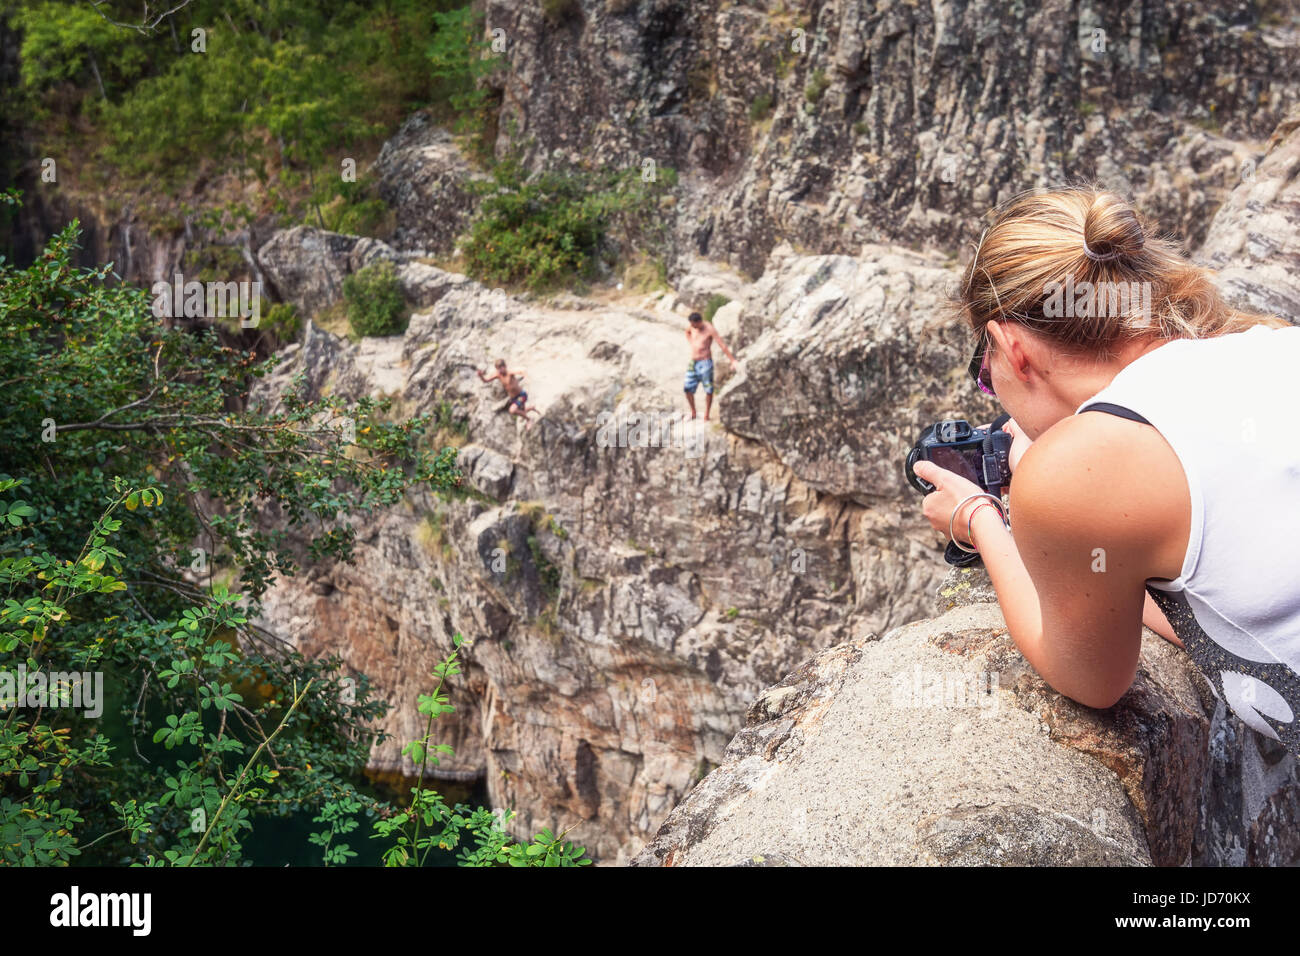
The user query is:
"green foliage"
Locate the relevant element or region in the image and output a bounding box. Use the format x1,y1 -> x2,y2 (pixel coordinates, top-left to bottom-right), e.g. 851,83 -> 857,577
344,260 -> 408,338
321,175 -> 392,238
433,399 -> 469,438
366,635 -> 589,867
804,68 -> 830,105
526,535 -> 562,603
262,301 -> 302,342
426,5 -> 502,161
308,794 -> 362,866
11,0 -> 482,225
460,156 -> 676,293
749,92 -> 773,122
13,3 -> 146,94
702,293 -> 730,323
0,218 -> 471,865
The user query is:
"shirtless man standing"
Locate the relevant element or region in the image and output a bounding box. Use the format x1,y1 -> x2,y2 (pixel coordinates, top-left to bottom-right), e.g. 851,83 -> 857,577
478,358 -> 540,430
683,311 -> 739,421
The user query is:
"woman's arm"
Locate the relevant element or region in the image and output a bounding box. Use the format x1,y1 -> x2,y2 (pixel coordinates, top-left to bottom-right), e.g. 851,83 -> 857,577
969,511 -> 1183,653
1142,591 -> 1182,646
958,492 -> 1140,709
994,414 -> 1192,706
916,413 -> 1184,710
963,508 -> 1042,655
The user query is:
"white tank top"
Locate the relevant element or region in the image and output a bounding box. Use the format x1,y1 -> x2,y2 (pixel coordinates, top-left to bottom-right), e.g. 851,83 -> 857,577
1074,324 -> 1300,756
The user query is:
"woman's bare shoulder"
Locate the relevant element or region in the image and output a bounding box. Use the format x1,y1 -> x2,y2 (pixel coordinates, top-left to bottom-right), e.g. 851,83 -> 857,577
1013,411 -> 1190,564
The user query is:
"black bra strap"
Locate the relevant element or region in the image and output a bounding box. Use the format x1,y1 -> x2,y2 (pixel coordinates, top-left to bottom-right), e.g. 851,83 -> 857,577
1079,402 -> 1151,426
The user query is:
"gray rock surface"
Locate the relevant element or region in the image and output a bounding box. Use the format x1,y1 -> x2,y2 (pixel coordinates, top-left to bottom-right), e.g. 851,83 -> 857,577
631,565 -> 1298,867
720,244 -> 997,502
482,0 -> 1300,278
257,227 -> 364,317
1198,104 -> 1300,323
372,112 -> 489,255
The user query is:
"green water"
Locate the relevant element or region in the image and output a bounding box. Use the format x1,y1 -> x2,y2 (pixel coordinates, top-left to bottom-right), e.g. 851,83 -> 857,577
243,770 -> 489,867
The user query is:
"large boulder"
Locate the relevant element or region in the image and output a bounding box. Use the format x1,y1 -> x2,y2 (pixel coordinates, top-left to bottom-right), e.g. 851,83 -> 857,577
631,565 -> 1300,866
256,226 -> 469,317
372,111 -> 489,255
256,226 -> 368,317
720,243 -> 998,503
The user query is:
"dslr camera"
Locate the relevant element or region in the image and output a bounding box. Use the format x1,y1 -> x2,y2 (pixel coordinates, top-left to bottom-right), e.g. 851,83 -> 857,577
904,413 -> 1013,566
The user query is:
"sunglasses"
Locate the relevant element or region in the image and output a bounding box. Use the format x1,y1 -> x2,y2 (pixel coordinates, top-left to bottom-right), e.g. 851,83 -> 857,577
968,330 -> 995,396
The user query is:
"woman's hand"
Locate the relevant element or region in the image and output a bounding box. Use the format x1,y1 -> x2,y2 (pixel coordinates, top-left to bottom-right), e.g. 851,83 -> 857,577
1002,418 -> 1033,473
910,460 -> 988,546
975,418 -> 1033,474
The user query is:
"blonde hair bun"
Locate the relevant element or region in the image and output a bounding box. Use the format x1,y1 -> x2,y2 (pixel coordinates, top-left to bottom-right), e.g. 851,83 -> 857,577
1081,191 -> 1146,264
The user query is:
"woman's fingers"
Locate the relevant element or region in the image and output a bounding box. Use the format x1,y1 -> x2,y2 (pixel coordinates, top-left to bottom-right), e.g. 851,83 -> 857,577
911,460 -> 939,487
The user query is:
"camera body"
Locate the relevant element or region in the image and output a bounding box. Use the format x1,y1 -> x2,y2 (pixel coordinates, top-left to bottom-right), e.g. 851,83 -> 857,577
905,417 -> 1013,497
905,415 -> 1013,566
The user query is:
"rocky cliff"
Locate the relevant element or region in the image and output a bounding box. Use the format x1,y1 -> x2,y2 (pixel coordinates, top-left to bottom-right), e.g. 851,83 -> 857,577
252,231 -> 986,862
6,0 -> 1298,865
480,0 -> 1300,278
250,105 -> 1300,864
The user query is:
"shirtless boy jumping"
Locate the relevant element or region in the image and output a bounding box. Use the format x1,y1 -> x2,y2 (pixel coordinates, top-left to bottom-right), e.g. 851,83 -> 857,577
683,311 -> 740,421
478,358 -> 540,430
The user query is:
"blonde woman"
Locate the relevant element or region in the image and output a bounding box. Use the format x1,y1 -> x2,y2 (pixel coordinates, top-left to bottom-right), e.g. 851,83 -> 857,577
910,188 -> 1300,757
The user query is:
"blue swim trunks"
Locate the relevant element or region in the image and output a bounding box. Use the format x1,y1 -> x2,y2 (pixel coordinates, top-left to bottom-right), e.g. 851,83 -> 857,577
684,358 -> 714,395
511,390 -> 528,410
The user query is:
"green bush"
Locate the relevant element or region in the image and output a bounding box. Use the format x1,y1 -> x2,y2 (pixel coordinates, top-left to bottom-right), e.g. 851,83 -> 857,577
0,217 -> 466,865
460,156 -> 675,293
344,260 -> 408,337
702,293 -> 731,323
264,301 -> 303,341
804,68 -> 830,105
749,92 -> 773,121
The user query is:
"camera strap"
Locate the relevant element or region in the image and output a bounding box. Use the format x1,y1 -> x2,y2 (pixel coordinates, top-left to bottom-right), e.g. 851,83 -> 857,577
943,539 -> 983,568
